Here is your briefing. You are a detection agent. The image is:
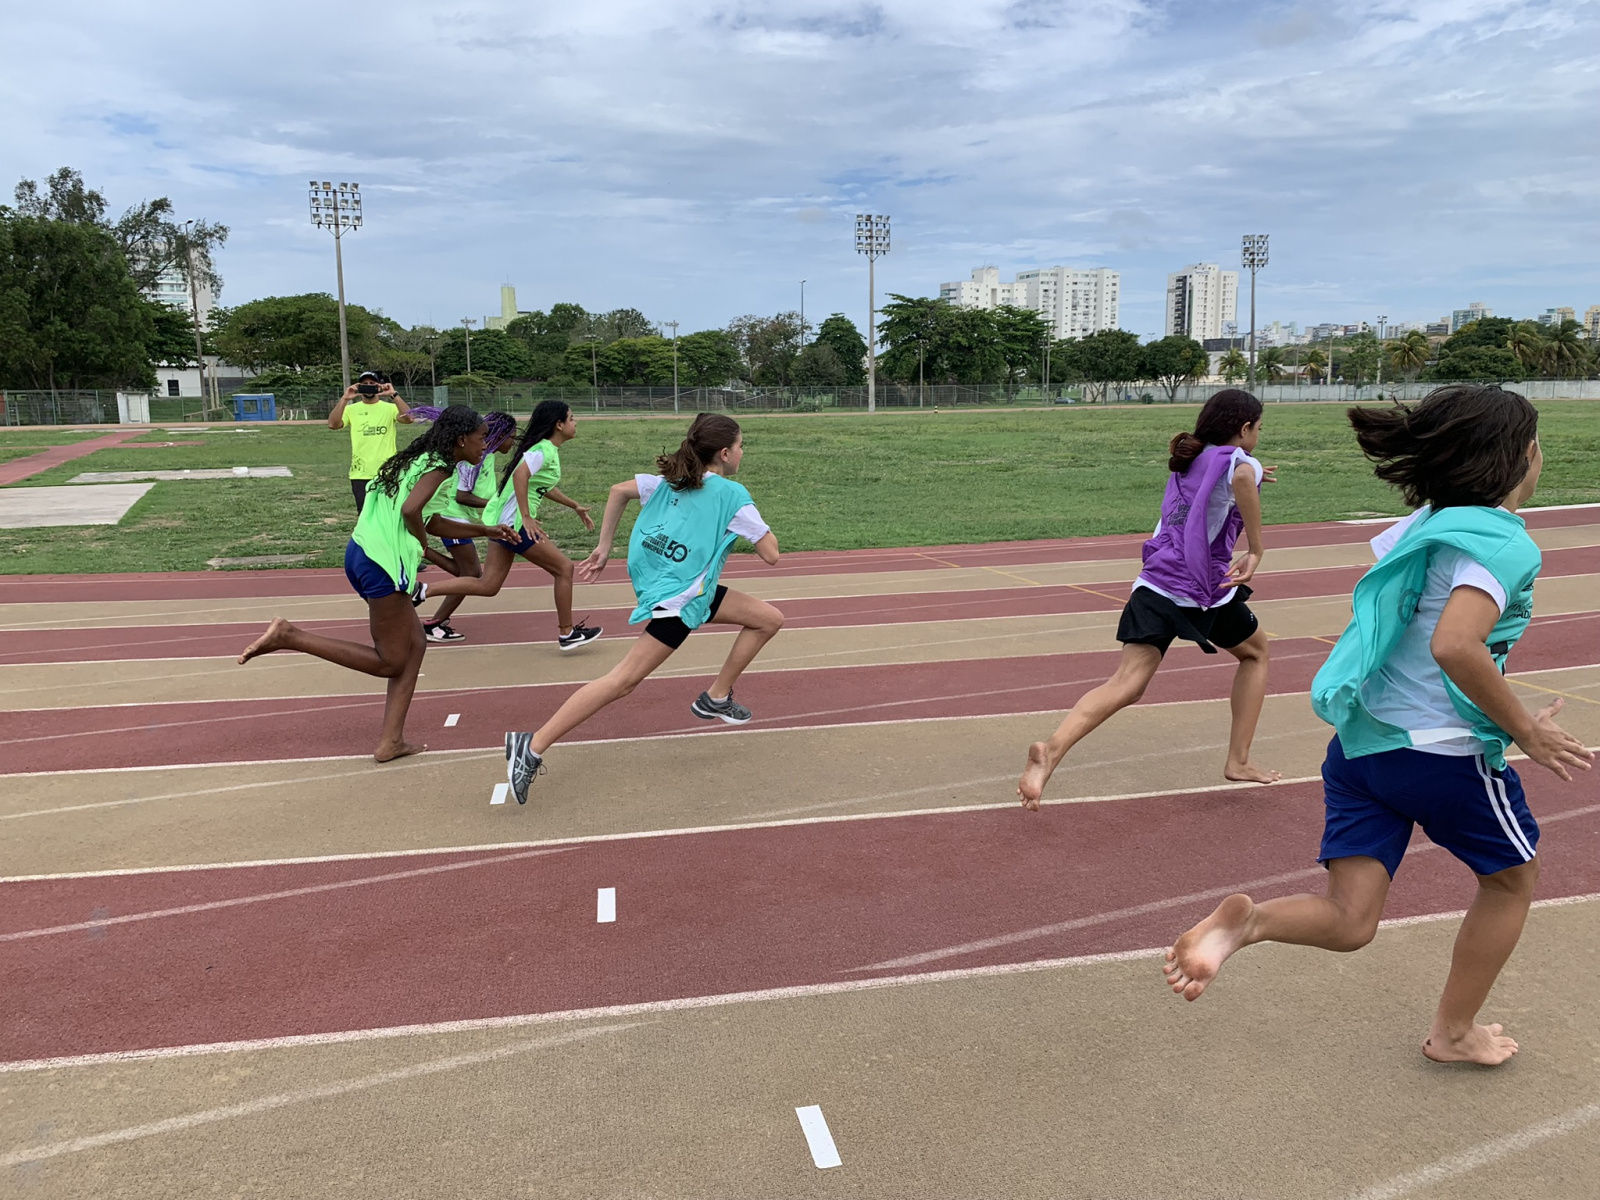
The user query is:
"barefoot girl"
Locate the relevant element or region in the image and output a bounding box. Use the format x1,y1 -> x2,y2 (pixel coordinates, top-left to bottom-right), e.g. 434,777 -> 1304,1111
1017,389 -> 1279,809
239,405 -> 515,762
425,400 -> 603,651
503,413 -> 784,803
409,409 -> 517,643
1164,385 -> 1592,1066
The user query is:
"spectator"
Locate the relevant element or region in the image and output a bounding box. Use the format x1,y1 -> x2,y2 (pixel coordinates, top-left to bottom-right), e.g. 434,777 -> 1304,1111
330,371 -> 413,512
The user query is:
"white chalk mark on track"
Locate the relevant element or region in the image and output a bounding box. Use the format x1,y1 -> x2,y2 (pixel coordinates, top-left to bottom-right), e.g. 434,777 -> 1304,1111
597,887 -> 616,923
444,713 -> 459,727
490,783 -> 508,806
795,1105 -> 842,1169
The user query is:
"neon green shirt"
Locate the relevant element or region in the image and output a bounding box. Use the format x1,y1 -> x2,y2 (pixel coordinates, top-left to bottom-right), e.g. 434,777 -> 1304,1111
491,440 -> 562,528
445,453 -> 499,525
342,400 -> 400,480
351,454 -> 453,590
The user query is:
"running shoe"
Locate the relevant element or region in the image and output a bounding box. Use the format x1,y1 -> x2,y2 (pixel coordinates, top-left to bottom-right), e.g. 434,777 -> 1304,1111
505,732 -> 545,805
424,621 -> 465,643
558,620 -> 603,651
691,690 -> 752,724
410,580 -> 428,608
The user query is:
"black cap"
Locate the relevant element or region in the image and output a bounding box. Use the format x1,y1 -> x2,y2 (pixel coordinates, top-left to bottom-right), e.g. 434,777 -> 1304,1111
358,371 -> 379,381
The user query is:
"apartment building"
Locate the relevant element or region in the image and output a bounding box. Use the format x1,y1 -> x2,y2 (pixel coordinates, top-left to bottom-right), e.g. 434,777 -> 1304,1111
1164,264 -> 1238,341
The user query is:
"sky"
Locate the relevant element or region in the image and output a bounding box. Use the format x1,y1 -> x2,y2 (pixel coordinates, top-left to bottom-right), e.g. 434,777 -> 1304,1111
6,0 -> 1599,338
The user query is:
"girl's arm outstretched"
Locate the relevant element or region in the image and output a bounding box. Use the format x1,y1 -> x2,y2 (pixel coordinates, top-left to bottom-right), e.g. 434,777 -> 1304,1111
576,479 -> 641,581
543,486 -> 595,531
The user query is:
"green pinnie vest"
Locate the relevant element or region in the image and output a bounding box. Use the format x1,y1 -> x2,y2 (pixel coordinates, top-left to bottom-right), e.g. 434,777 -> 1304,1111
1310,505 -> 1541,770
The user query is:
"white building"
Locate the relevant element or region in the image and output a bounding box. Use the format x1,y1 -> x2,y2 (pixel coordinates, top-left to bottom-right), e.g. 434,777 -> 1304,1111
1164,264 -> 1238,341
1535,307 -> 1576,327
939,265 -> 1120,339
142,259 -> 220,399
1450,302 -> 1491,332
1586,306 -> 1600,341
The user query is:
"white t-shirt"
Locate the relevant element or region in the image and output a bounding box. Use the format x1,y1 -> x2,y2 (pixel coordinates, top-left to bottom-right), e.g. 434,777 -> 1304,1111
1134,448 -> 1265,610
634,474 -> 771,616
494,448 -> 545,527
1360,508 -> 1508,756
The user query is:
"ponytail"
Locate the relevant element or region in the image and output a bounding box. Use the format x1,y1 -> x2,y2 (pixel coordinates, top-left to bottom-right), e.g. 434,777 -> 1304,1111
656,413 -> 741,490
1168,388 -> 1264,472
501,400 -> 570,492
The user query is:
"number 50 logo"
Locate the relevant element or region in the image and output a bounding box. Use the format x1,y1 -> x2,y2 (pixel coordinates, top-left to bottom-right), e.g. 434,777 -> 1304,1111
664,539 -> 689,562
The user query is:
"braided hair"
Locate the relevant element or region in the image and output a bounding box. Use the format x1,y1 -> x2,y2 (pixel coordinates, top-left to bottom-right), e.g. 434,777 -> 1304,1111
370,404 -> 484,497
501,400 -> 571,492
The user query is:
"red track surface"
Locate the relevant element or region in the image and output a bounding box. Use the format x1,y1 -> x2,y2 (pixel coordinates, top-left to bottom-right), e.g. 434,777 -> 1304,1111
4,617 -> 1595,772
2,506 -> 1593,605
5,774 -> 1596,1064
0,431 -> 139,486
6,544 -> 1600,667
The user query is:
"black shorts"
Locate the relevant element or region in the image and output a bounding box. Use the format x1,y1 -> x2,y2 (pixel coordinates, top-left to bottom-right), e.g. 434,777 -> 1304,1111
351,478 -> 369,511
1116,585 -> 1257,656
644,585 -> 728,650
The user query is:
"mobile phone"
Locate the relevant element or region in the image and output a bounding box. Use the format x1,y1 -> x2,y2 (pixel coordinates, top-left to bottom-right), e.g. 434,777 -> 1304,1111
357,383 -> 379,396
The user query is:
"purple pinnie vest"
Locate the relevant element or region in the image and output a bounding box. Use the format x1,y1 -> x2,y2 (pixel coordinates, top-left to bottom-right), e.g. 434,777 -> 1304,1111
1138,443 -> 1252,607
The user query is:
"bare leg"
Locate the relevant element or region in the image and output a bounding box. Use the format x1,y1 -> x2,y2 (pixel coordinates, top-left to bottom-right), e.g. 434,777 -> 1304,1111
429,543 -> 481,624
704,588 -> 785,698
1164,856 -> 1391,1000
426,541 -> 515,598
1423,857 -> 1538,1066
1222,627 -> 1280,784
531,634 -> 676,754
238,594 -> 427,762
523,538 -> 577,635
1018,643 -> 1163,809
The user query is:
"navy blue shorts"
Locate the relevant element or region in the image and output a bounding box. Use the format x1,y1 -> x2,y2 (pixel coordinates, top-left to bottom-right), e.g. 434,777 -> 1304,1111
493,526 -> 541,554
441,537 -> 474,548
344,540 -> 401,600
1319,735 -> 1539,878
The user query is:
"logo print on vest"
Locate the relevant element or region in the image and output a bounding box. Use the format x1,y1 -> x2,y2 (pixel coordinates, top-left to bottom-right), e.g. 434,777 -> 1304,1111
641,529 -> 690,562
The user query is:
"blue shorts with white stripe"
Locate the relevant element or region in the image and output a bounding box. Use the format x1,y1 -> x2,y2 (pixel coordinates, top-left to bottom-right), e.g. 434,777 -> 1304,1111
1318,735 -> 1539,878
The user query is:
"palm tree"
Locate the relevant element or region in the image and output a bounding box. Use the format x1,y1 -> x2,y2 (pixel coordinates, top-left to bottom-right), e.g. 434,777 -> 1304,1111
1384,330 -> 1429,378
1218,347 -> 1247,383
1256,346 -> 1286,383
1302,347 -> 1327,383
1542,319 -> 1587,379
1506,321 -> 1547,375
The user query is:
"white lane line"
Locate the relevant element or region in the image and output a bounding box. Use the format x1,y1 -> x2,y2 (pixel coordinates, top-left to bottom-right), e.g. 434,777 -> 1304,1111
795,1105 -> 842,1169
1344,1100 -> 1600,1200
444,713 -> 459,727
0,847 -> 574,942
0,1023 -> 639,1168
596,887 -> 616,923
490,783 -> 508,806
15,894 -> 1593,1076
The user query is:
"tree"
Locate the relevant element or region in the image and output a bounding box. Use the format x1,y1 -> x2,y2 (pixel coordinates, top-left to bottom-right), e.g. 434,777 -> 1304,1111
212,293 -> 376,371
1301,348 -> 1327,383
147,305 -> 201,368
506,304 -> 588,380
1425,345 -> 1524,382
1255,346 -> 1286,383
370,318 -> 436,387
991,305 -> 1051,390
676,329 -> 742,387
1139,335 -> 1208,400
1384,330 -> 1430,378
1542,319 -> 1589,378
726,312 -> 804,384
812,314 -> 866,385
1058,329 -> 1143,401
1216,348 -> 1247,383
1343,331 -> 1381,384
877,296 -> 949,382
435,327 -> 533,379
793,341 -> 846,386
1506,321 -> 1546,373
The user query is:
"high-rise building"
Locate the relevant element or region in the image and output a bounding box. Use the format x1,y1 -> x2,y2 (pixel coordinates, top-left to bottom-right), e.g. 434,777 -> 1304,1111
1450,302 -> 1491,332
939,265 -> 1120,339
485,285 -> 522,331
1535,306 -> 1576,327
1585,306 -> 1600,341
1164,264 -> 1238,341
142,260 -> 213,329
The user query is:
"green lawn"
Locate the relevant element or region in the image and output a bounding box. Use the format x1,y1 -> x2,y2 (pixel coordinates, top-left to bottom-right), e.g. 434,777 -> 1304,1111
2,402 -> 1596,574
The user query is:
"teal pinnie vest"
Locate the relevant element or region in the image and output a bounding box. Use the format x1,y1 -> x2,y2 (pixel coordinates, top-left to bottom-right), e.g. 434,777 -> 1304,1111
1311,506 -> 1540,769
626,474 -> 756,629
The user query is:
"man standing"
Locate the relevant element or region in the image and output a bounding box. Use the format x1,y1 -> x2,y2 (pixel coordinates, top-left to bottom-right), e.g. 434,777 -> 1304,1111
329,371 -> 413,512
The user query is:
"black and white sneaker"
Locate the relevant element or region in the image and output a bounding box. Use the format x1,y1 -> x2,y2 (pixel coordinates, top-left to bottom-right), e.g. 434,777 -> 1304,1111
691,690 -> 752,724
410,580 -> 428,608
558,621 -> 603,651
424,621 -> 464,643
505,732 -> 545,805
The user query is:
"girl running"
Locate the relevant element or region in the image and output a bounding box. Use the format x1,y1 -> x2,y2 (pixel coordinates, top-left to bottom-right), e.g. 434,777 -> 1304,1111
238,405 -> 515,762
503,412 -> 784,803
1164,385 -> 1592,1065
425,400 -> 603,652
408,408 -> 518,643
1018,388 -> 1280,808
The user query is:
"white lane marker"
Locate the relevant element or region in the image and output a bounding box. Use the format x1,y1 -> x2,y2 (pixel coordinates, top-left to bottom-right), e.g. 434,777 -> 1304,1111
490,783 -> 508,806
444,713 -> 459,727
1345,1100 -> 1600,1200
795,1105 -> 842,1168
596,887 -> 616,923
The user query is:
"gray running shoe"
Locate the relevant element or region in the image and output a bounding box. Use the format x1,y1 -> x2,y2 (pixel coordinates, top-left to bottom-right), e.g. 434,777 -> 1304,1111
691,690 -> 752,725
505,731 -> 545,804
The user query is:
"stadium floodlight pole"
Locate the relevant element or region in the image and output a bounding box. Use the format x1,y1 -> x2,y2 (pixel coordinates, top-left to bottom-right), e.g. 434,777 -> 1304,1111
665,320 -> 680,413
309,181 -> 362,391
855,214 -> 890,413
917,338 -> 926,408
799,281 -> 806,346
180,219 -> 216,416
461,318 -> 476,376
1376,314 -> 1388,388
1241,234 -> 1268,390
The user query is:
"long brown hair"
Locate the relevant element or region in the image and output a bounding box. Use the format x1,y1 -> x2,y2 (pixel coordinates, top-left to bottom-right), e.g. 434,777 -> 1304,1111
1348,385 -> 1538,509
1168,388 -> 1264,473
656,413 -> 741,490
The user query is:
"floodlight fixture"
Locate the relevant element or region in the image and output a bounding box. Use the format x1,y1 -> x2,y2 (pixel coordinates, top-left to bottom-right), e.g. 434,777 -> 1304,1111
1241,234 -> 1269,389
855,214 -> 890,412
664,320 -> 681,412
310,180 -> 364,389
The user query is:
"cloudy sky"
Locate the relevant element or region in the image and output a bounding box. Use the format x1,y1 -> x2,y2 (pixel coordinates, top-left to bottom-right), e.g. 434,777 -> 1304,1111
7,1 -> 1598,337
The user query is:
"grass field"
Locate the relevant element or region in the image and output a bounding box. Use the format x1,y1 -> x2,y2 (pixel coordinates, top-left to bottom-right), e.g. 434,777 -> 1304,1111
1,402 -> 1597,574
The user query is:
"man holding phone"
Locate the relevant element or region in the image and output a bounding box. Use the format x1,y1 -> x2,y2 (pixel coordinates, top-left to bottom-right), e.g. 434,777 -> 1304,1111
329,371 -> 414,512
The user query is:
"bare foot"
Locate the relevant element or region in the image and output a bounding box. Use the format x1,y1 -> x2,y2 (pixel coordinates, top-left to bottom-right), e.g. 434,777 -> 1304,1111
239,617 -> 295,664
1164,893 -> 1255,1001
1423,1022 -> 1519,1066
1017,742 -> 1054,811
1224,759 -> 1282,784
375,741 -> 426,763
